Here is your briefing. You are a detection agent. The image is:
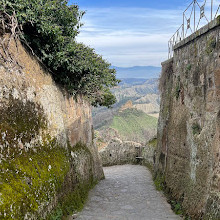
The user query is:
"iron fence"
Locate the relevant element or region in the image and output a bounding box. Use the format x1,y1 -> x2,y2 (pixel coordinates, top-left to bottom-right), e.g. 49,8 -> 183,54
168,0 -> 220,58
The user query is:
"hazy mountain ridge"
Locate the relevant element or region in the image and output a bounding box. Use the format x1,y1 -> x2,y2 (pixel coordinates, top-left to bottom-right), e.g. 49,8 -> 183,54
113,78 -> 159,103
113,66 -> 161,79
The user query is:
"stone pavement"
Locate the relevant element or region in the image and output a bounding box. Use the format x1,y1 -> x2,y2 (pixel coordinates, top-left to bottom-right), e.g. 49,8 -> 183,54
77,165 -> 182,220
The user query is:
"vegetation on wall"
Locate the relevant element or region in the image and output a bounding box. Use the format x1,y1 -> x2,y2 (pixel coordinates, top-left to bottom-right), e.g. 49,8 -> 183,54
0,138 -> 99,220
0,93 -> 101,219
192,122 -> 202,135
0,0 -> 119,107
0,95 -> 46,151
0,140 -> 70,220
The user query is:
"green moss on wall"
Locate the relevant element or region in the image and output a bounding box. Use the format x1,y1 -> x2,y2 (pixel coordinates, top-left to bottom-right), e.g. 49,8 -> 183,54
206,36 -> 216,55
148,137 -> 157,148
153,172 -> 186,217
0,139 -> 70,220
153,172 -> 165,191
61,178 -> 97,216
186,64 -> 192,71
0,139 -> 99,220
0,95 -> 47,156
192,123 -> 202,135
70,141 -> 92,156
46,179 -> 97,220
0,95 -> 99,219
46,142 -> 98,220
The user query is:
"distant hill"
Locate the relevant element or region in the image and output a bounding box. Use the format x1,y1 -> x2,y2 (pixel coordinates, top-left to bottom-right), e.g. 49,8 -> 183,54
114,78 -> 159,102
97,108 -> 158,144
92,78 -> 159,130
92,77 -> 160,144
112,66 -> 161,79
111,108 -> 157,136
119,78 -> 147,86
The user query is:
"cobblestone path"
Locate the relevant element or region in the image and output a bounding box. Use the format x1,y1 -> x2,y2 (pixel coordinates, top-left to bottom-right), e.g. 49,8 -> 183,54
77,165 -> 181,220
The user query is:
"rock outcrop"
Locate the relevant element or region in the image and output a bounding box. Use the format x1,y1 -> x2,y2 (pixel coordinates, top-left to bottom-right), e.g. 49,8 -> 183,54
119,100 -> 133,112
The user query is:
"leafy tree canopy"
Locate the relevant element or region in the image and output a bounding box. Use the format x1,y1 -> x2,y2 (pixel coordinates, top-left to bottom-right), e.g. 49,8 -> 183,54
0,0 -> 119,107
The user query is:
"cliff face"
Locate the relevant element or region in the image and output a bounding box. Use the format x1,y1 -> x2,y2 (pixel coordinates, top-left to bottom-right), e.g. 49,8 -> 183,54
0,36 -> 103,219
156,19 -> 220,219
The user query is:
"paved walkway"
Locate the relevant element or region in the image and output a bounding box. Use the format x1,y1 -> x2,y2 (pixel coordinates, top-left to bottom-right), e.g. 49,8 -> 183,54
77,165 -> 181,220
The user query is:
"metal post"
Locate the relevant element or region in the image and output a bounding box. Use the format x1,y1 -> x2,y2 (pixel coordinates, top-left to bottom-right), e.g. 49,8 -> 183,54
211,0 -> 213,21
168,41 -> 171,59
194,0 -> 196,32
168,42 -> 169,58
183,12 -> 184,39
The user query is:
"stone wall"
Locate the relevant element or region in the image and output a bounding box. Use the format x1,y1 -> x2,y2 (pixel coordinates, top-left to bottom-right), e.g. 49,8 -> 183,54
99,138 -> 156,168
99,138 -> 141,166
142,138 -> 157,170
0,35 -> 103,219
155,18 -> 220,219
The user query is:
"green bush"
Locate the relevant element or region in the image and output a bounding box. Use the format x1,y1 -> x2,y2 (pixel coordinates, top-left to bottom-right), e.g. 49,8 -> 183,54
170,200 -> 183,215
0,0 -> 119,107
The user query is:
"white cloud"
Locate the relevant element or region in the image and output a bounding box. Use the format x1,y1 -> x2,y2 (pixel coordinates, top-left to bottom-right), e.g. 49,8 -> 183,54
76,7 -> 184,67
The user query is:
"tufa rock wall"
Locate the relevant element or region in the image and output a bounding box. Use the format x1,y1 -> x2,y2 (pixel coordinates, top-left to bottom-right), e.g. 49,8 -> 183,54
99,138 -> 141,166
99,137 -> 157,168
155,18 -> 220,219
0,35 -> 104,219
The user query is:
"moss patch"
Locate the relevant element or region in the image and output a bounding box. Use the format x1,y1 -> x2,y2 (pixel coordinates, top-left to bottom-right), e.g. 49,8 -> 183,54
61,178 -> 97,216
186,64 -> 191,71
153,172 -> 186,218
206,36 -> 216,55
153,172 -> 165,191
0,139 -> 70,220
46,142 -> 98,220
170,200 -> 184,215
148,137 -> 157,148
70,141 -> 92,156
46,179 -> 97,220
0,140 -> 99,220
0,95 -> 47,156
0,95 -> 99,219
192,123 -> 202,135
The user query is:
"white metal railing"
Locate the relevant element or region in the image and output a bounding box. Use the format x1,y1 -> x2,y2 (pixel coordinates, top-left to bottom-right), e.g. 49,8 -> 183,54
168,0 -> 220,58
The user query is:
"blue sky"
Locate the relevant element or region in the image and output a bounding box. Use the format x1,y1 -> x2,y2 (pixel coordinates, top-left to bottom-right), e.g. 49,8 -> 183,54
71,0 -> 190,9
69,0 -> 218,67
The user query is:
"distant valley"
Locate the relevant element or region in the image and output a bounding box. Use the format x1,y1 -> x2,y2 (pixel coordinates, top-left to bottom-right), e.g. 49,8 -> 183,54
93,66 -> 161,146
